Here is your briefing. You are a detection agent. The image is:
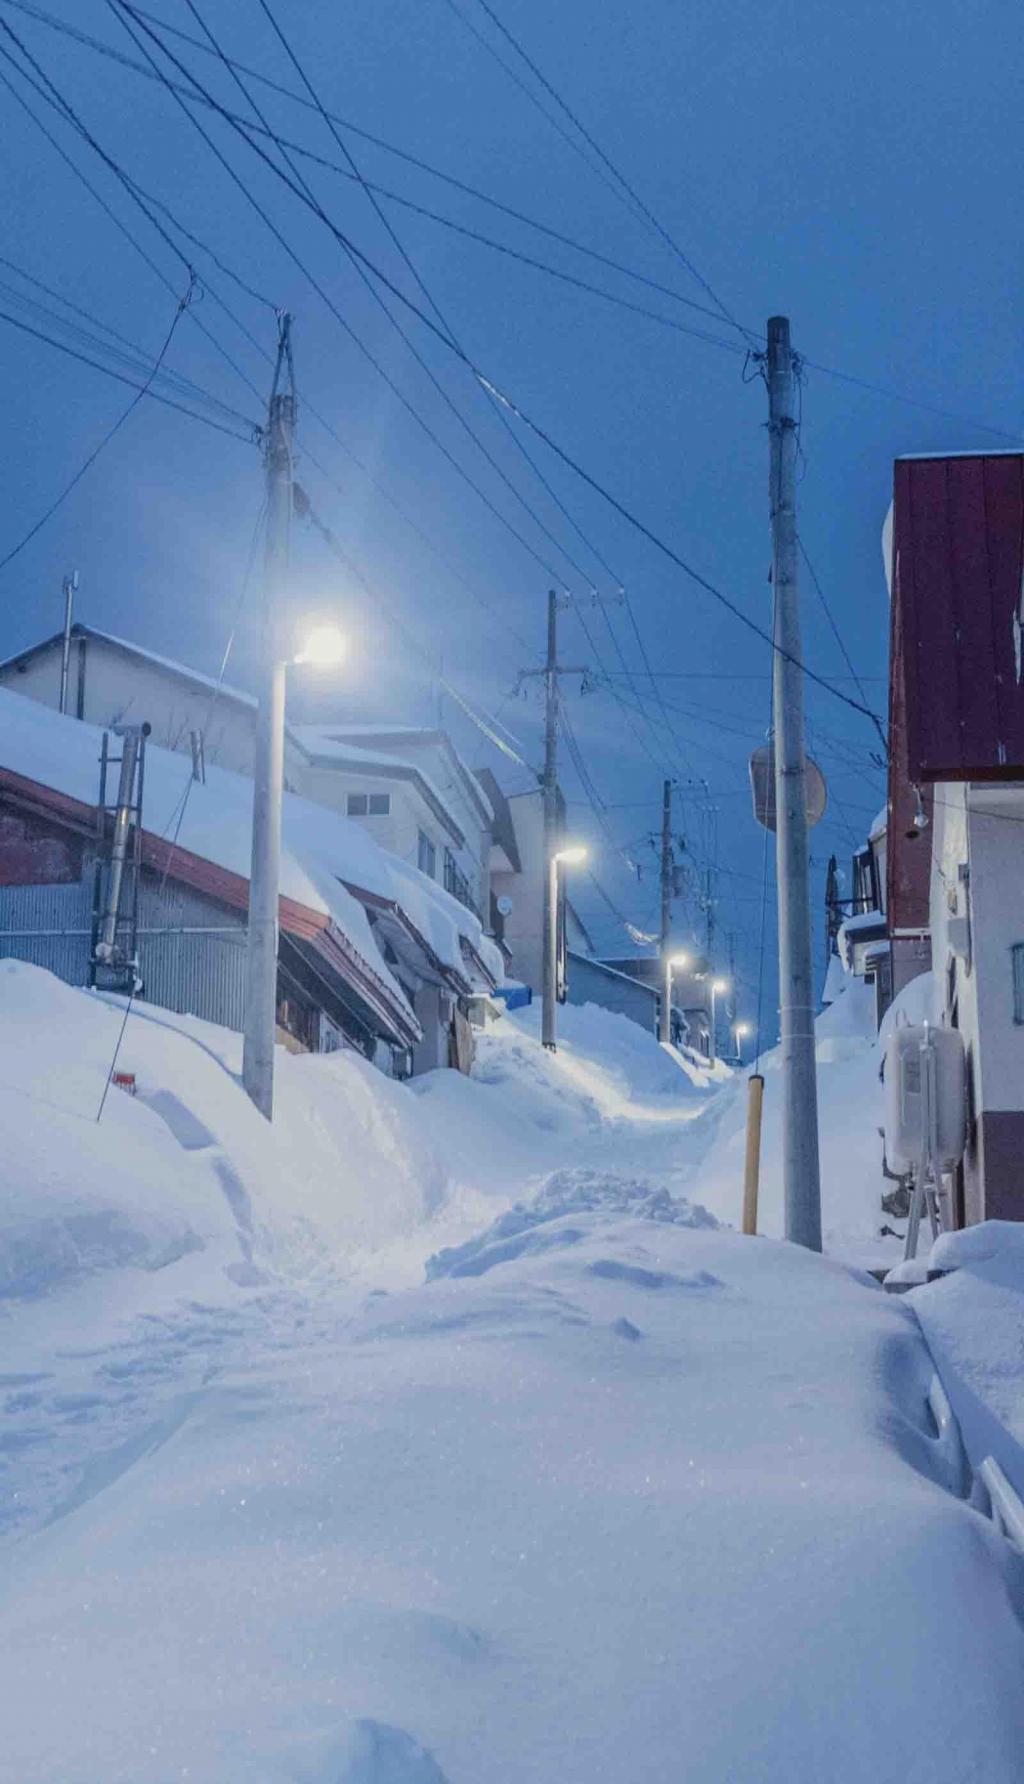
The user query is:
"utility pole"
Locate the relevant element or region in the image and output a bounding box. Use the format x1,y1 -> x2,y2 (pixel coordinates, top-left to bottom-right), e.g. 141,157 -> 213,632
519,591 -> 586,1051
242,316 -> 295,1120
659,778 -> 673,1043
541,589 -> 559,1050
765,315 -> 822,1251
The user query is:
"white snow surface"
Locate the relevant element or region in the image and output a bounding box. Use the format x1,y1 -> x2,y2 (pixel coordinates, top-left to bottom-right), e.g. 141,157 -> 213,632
3,965 -> 1024,1781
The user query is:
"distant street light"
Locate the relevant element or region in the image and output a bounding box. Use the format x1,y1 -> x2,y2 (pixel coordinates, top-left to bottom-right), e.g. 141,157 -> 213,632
734,1019 -> 751,1063
663,950 -> 690,1047
544,843 -> 589,1050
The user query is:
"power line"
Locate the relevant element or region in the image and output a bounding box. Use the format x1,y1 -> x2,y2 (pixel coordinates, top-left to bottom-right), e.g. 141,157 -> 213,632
0,39 -> 266,410
107,0 -> 597,594
796,540 -> 888,754
250,0 -> 709,787
451,0 -> 752,341
0,257 -> 256,425
5,0 -> 1016,444
0,0 -> 749,332
0,305 -> 257,441
0,274 -> 197,572
108,4 -> 885,736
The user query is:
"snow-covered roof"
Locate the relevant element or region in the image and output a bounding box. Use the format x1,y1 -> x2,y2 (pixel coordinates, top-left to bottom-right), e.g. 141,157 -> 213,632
0,690 -> 505,1020
292,729 -> 467,847
306,724 -> 495,826
0,625 -> 258,712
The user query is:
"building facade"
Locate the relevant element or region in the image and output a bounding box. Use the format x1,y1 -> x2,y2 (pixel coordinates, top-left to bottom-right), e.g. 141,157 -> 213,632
886,448 -> 1024,1222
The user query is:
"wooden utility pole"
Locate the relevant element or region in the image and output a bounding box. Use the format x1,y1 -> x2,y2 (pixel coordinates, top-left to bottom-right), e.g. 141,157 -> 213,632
658,778 -> 673,1043
765,315 -> 822,1251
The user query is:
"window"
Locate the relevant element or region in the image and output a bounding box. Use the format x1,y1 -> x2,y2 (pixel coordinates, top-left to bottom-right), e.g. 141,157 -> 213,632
368,793 -> 390,815
418,829 -> 437,878
1012,943 -> 1024,1025
346,793 -> 368,816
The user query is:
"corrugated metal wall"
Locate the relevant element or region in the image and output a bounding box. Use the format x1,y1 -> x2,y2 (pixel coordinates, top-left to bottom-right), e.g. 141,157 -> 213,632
0,872 -> 247,1030
893,453 -> 1024,781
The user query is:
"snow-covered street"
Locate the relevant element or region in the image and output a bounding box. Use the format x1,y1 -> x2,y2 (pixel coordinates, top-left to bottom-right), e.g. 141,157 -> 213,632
3,963 -> 1024,1783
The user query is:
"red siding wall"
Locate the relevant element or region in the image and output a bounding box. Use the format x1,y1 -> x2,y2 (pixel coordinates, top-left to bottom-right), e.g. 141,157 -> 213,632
893,453 -> 1024,782
0,805 -> 82,885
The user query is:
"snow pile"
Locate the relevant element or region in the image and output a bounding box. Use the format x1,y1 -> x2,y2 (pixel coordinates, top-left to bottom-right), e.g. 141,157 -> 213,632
912,1221 -> 1024,1499
4,1214 -> 1024,1781
0,964 -> 714,1306
686,974 -> 932,1263
0,962 -> 456,1298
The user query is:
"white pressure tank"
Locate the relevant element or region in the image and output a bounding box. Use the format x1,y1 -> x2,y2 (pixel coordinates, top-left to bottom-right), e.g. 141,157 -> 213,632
883,1024 -> 967,1177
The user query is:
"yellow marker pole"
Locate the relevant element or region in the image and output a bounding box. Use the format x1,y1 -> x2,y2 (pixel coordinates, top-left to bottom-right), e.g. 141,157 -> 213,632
742,1073 -> 765,1236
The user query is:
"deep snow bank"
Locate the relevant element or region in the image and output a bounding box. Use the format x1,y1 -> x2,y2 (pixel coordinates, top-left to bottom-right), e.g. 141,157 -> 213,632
0,965 -> 715,1302
0,962 -> 455,1297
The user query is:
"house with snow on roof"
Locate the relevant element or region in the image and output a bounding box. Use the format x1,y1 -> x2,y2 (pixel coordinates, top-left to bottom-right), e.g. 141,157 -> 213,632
0,625 -> 502,1073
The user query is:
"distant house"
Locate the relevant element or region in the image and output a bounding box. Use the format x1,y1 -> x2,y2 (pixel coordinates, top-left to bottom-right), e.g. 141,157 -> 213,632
884,448 -> 1024,1223
478,773 -> 592,996
293,725 -> 493,923
565,951 -> 659,1034
599,954 -> 712,1052
0,692 -> 418,1069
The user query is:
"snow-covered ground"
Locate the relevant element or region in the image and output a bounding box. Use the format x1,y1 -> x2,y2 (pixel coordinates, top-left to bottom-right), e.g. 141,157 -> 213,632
3,962 -> 1024,1782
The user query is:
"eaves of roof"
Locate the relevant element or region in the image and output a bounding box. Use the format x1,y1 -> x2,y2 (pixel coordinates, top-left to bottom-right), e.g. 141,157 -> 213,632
0,763 -> 420,1048
343,878 -> 471,996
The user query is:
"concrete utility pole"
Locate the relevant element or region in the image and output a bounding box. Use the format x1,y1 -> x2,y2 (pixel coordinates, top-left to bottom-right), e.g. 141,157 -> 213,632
519,591 -> 586,1051
242,316 -> 295,1120
541,589 -> 559,1048
765,315 -> 822,1251
658,778 -> 673,1043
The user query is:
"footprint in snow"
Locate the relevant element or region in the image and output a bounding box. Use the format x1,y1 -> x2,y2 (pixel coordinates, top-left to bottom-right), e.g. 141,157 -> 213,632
587,1259 -> 724,1292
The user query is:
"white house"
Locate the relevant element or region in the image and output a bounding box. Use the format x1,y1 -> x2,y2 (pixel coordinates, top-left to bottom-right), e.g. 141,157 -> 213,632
292,725 -> 493,921
477,772 -> 592,997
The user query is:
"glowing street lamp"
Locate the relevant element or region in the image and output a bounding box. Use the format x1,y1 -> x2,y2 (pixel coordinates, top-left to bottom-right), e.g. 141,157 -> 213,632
244,609 -> 348,1120
292,623 -> 348,669
733,1019 -> 751,1063
544,843 -> 589,1050
662,949 -> 690,1047
708,975 -> 729,1066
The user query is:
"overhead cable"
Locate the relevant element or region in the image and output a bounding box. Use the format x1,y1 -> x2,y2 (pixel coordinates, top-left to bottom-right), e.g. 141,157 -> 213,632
0,274 -> 198,572
449,0 -> 753,341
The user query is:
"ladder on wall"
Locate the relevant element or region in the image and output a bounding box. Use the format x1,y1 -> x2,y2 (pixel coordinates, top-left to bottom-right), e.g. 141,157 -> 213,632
88,722 -> 149,995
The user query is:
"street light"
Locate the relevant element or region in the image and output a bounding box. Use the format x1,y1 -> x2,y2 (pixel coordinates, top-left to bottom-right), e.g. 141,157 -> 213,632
292,623 -> 347,668
543,843 -> 589,1051
734,1019 -> 751,1063
243,617 -> 348,1119
662,950 -> 690,1048
708,975 -> 729,1067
